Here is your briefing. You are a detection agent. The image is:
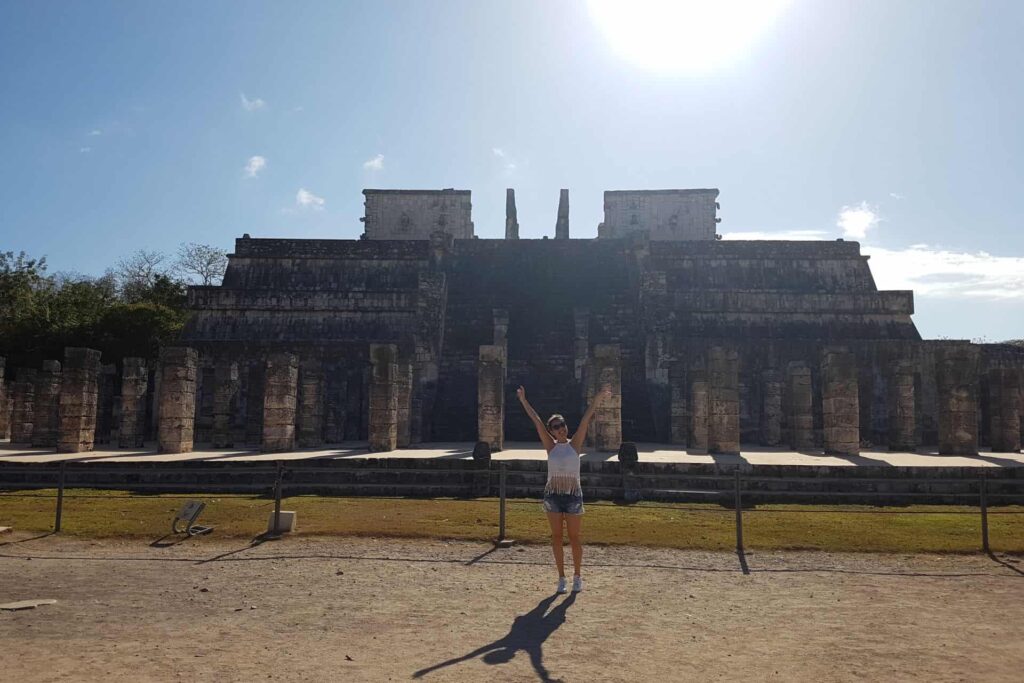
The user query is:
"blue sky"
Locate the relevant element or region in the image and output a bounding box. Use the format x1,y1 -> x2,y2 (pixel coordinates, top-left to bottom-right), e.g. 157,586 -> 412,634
1,1 -> 1022,340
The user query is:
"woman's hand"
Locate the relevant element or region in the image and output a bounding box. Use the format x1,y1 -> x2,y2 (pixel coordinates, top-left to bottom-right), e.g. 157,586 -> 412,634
516,385 -> 526,402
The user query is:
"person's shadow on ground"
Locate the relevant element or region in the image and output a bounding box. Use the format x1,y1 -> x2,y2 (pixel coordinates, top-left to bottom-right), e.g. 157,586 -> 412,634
413,592 -> 577,682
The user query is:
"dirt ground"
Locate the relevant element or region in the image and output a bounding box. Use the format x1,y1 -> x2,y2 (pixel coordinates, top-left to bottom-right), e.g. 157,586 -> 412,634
1,533 -> 1022,682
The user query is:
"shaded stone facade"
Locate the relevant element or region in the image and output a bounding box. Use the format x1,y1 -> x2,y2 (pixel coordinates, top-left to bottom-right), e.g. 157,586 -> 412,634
145,187 -> 1013,456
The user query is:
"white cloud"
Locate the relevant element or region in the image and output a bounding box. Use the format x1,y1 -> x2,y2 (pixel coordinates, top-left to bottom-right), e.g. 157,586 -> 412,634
88,129 -> 102,136
837,201 -> 880,240
79,147 -> 92,153
240,93 -> 266,111
889,192 -> 904,200
866,244 -> 1024,300
492,146 -> 517,172
244,155 -> 267,178
296,188 -> 325,210
721,229 -> 829,241
363,154 -> 384,171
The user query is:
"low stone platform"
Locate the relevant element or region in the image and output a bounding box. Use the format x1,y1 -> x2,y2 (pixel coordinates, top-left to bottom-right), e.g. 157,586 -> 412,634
0,440 -> 1022,468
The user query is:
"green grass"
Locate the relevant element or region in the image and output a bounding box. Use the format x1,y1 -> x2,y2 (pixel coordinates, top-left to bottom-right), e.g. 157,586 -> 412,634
1,488 -> 1021,553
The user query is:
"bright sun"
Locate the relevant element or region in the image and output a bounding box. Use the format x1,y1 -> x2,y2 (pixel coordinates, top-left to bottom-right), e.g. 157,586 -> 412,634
587,0 -> 792,73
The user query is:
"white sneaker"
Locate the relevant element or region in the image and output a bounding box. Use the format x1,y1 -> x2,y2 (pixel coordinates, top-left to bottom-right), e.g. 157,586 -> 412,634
556,577 -> 568,594
572,576 -> 583,593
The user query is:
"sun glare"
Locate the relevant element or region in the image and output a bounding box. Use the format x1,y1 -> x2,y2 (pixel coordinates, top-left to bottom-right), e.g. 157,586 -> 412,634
587,0 -> 791,73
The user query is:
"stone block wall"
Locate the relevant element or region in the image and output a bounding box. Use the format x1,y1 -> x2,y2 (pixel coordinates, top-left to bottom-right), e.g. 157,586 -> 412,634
10,369 -> 37,445
58,348 -> 102,453
31,360 -> 61,448
600,189 -> 718,240
362,189 -> 473,240
821,347 -> 860,456
262,353 -> 299,452
707,346 -> 740,454
589,344 -> 622,452
477,345 -> 505,450
119,358 -> 148,448
988,367 -> 1022,453
157,347 -> 198,454
936,345 -> 979,455
368,344 -> 399,452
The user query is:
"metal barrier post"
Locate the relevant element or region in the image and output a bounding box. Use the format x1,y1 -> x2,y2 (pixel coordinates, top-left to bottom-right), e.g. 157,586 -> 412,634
494,462 -> 514,547
980,474 -> 990,553
54,461 -> 66,532
499,463 -> 507,541
273,461 -> 283,534
734,469 -> 744,552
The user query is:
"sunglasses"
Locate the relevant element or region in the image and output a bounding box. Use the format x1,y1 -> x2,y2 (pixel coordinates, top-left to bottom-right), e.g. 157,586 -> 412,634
549,421 -> 566,430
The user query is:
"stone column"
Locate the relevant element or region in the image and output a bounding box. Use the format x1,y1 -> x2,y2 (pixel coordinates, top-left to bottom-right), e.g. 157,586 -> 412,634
690,369 -> 709,453
478,345 -> 505,451
31,361 -> 61,448
669,362 -> 688,445
297,358 -> 324,449
555,188 -> 570,239
0,357 -> 8,440
58,348 -> 102,453
936,345 -> 979,455
821,348 -> 860,456
573,308 -> 589,383
505,188 -> 520,240
787,362 -> 814,450
95,364 -> 117,445
395,361 -> 413,448
760,368 -> 783,447
10,369 -> 37,445
156,347 -> 198,454
210,361 -> 239,448
888,360 -> 916,452
119,358 -> 148,448
989,368 -> 1022,453
707,346 -> 740,454
262,353 -> 298,453
591,344 -> 622,452
368,344 -> 399,452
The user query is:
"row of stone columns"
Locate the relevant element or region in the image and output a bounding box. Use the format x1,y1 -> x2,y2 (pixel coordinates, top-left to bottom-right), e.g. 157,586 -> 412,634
673,345 -> 1018,457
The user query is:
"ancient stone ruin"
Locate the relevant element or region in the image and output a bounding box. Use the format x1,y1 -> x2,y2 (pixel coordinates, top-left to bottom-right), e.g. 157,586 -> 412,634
3,188 -> 1022,457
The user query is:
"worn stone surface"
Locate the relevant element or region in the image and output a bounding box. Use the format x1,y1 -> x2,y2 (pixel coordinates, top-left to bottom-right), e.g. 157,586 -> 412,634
296,358 -> 324,449
589,344 -> 622,452
10,369 -> 37,445
988,367 -> 1021,453
369,344 -> 399,452
504,188 -> 519,240
157,347 -> 198,454
669,362 -> 688,445
598,189 -> 719,240
477,345 -> 505,451
690,369 -> 709,453
95,364 -> 117,445
119,358 -> 148,448
31,361 -> 61,448
760,369 -> 783,447
821,347 -> 859,456
888,360 -> 916,452
174,188 -> 1024,451
936,345 -> 979,456
262,353 -> 298,453
362,189 -> 473,240
395,361 -> 413,448
708,346 -> 740,455
786,362 -> 814,451
58,348 -> 102,453
555,189 -> 569,239
0,358 -> 8,440
211,361 -> 239,448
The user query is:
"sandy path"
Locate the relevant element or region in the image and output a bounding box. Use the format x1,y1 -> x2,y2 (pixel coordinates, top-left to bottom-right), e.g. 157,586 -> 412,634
1,533 -> 1022,682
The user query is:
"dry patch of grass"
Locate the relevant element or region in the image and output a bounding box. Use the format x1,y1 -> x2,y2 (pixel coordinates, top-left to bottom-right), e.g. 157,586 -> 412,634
1,489 -> 1021,553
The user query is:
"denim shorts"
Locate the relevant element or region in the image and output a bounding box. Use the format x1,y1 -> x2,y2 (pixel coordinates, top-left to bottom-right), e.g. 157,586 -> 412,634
542,492 -> 585,515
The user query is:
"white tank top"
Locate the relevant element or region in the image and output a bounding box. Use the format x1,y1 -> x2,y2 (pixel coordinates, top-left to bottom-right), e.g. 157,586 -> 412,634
545,442 -> 582,495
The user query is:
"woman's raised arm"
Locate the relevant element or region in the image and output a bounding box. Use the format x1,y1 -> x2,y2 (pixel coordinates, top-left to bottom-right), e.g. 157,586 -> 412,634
516,386 -> 555,452
571,385 -> 612,453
